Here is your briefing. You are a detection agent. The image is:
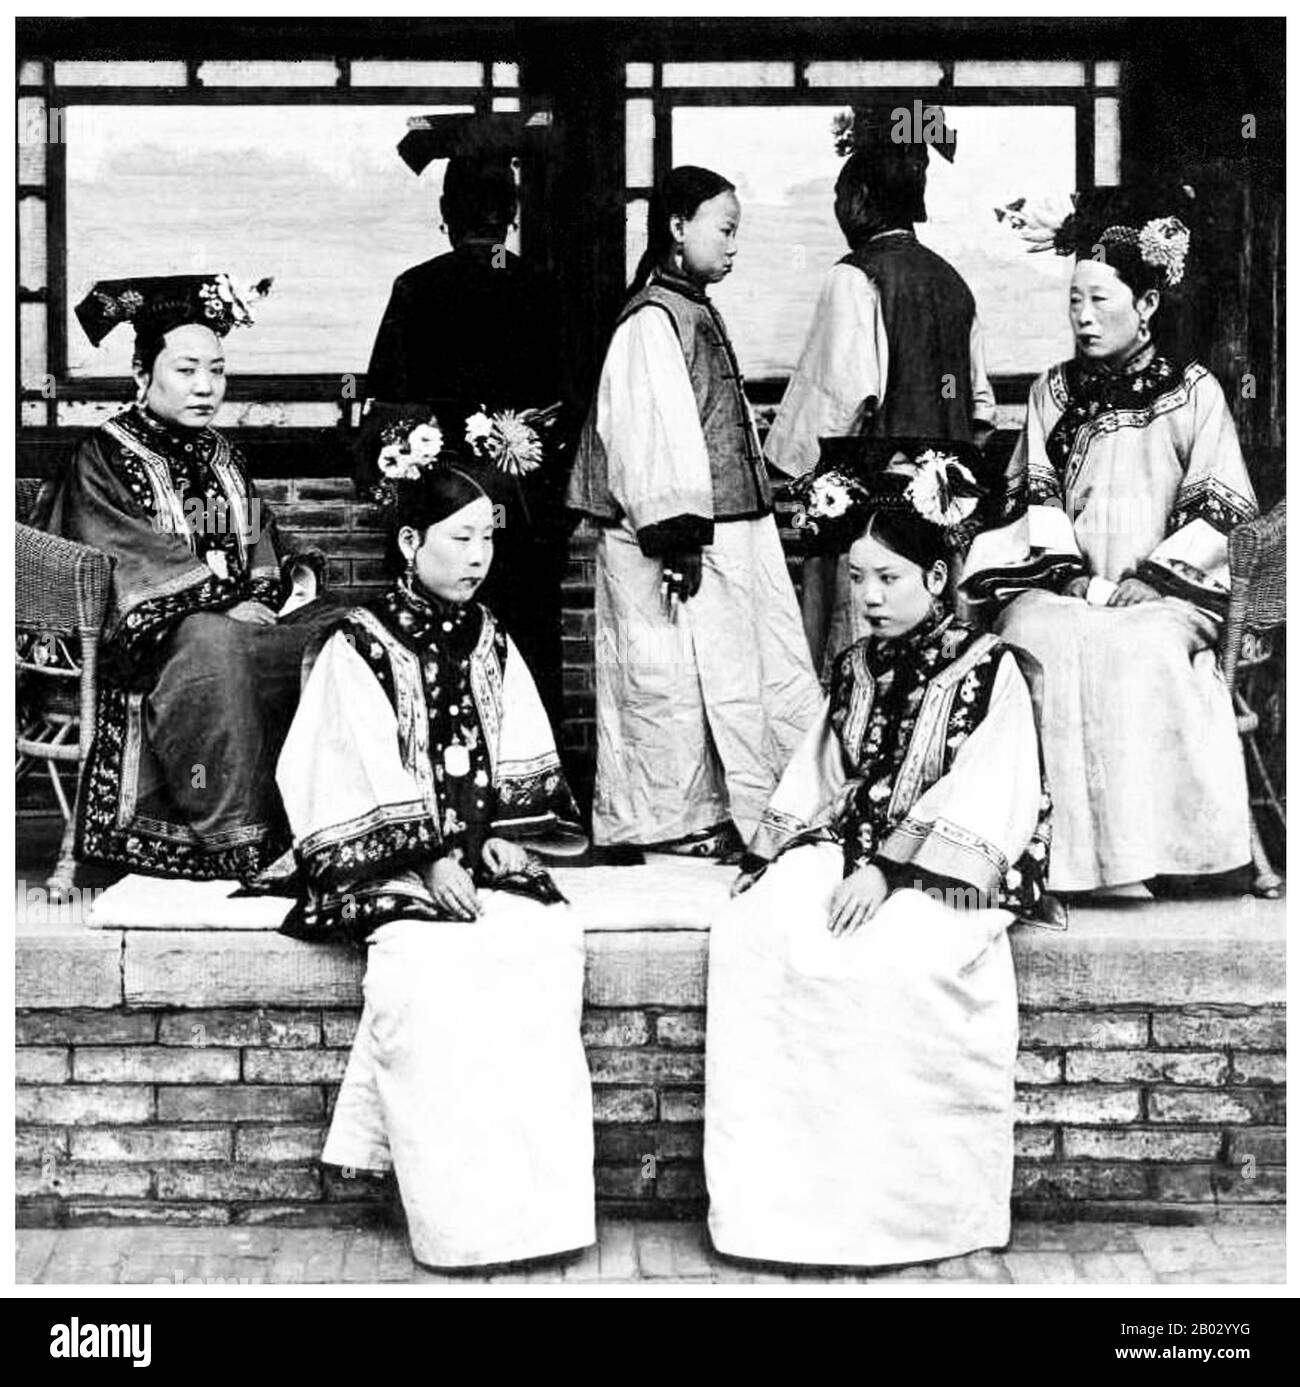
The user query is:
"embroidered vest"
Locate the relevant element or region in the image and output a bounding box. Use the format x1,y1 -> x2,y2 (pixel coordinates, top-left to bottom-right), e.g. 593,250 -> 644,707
568,271 -> 771,525
841,233 -> 976,442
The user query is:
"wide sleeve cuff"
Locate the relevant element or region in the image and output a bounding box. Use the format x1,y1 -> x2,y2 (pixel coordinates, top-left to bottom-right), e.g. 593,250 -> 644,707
637,515 -> 715,556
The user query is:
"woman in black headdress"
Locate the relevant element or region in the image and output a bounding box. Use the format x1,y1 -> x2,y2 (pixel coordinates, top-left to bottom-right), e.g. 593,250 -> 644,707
276,426 -> 593,1268
364,114 -> 568,726
33,275 -> 335,882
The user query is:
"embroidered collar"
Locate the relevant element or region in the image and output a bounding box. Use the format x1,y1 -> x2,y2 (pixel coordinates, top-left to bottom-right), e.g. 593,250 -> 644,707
385,576 -> 481,655
865,605 -> 954,675
118,402 -> 218,462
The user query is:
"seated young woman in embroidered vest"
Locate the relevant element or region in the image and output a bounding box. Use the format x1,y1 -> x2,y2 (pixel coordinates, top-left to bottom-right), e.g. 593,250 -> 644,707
568,165 -> 822,858
705,457 -> 1052,1269
276,418 -> 594,1269
32,274 -> 335,883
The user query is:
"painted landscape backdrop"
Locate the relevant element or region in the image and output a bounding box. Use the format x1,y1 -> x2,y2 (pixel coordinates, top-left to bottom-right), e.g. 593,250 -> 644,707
67,102 -> 1077,383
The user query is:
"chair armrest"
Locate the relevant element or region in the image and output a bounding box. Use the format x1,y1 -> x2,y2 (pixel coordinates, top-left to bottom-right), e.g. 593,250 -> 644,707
16,523 -> 114,636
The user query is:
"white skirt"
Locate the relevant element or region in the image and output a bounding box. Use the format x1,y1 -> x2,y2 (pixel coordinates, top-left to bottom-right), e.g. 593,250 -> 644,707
705,843 -> 1019,1267
323,893 -> 596,1268
997,590 -> 1250,889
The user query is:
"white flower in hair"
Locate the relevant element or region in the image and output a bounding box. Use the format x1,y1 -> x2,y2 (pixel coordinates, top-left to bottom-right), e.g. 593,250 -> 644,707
464,409 -> 493,448
1138,216 -> 1191,287
993,194 -> 1074,252
906,450 -> 979,528
405,421 -> 444,464
485,409 -> 543,476
810,475 -> 852,518
376,442 -> 421,480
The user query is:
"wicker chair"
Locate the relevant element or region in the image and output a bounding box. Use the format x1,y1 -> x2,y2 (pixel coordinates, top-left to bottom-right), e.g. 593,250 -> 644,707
16,478 -> 113,896
1219,500 -> 1286,898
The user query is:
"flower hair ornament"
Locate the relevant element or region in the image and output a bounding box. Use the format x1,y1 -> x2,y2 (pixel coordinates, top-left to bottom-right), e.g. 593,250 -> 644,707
904,449 -> 981,529
358,406 -> 447,508
790,447 -> 981,550
463,402 -> 561,478
994,189 -> 1194,288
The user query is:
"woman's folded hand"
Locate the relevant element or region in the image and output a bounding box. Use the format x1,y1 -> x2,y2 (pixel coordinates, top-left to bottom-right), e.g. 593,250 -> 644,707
826,864 -> 890,937
226,599 -> 278,626
481,836 -> 529,879
1107,576 -> 1161,607
426,855 -> 482,920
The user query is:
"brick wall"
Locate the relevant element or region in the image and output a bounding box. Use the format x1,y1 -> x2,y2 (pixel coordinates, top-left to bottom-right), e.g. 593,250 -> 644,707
267,468 -> 807,799
15,999 -> 1285,1228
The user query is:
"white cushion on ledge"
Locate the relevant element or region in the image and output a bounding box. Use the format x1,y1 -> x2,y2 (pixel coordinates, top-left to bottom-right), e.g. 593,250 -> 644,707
85,855 -> 736,933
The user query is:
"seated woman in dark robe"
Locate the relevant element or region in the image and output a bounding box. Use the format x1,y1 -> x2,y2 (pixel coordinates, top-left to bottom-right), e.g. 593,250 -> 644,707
33,274 -> 338,882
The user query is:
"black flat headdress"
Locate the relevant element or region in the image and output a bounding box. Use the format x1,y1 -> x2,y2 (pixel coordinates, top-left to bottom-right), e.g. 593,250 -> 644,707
75,273 -> 270,348
396,110 -> 553,176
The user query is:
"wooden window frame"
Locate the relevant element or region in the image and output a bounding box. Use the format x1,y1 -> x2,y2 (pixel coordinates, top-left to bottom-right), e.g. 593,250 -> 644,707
625,58 -> 1121,406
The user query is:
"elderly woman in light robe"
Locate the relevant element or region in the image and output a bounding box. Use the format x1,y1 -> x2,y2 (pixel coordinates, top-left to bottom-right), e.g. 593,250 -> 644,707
965,189 -> 1257,892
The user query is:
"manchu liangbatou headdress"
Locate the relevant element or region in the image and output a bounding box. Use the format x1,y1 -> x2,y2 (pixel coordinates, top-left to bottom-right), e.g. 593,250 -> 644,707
75,273 -> 272,348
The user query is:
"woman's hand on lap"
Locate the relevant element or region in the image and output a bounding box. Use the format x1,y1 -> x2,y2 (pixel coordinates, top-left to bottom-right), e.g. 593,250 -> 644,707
1107,576 -> 1161,607
730,866 -> 763,898
226,600 -> 278,626
827,864 -> 890,937
1062,575 -> 1091,601
427,855 -> 482,920
481,837 -> 529,879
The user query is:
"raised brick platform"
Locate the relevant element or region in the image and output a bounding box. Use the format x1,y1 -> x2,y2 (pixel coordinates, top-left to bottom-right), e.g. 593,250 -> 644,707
15,863 -> 1286,1229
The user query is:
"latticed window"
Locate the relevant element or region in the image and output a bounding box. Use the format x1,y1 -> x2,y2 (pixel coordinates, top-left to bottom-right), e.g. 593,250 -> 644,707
623,59 -> 1122,412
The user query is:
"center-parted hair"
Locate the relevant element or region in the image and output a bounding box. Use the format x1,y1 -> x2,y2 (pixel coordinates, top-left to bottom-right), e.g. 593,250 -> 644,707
855,505 -> 949,573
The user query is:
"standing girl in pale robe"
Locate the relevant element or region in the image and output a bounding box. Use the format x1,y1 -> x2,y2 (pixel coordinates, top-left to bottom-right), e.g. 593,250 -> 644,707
568,166 -> 821,854
277,432 -> 594,1269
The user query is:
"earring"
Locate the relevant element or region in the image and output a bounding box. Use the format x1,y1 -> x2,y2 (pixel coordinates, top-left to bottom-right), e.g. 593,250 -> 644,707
134,382 -> 147,405
403,552 -> 416,580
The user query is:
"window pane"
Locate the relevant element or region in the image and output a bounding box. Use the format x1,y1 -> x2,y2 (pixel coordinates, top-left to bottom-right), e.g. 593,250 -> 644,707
19,197 -> 46,292
21,303 -> 47,390
626,198 -> 649,285
1095,61 -> 1122,87
493,63 -> 520,88
197,61 -> 340,87
954,61 -> 1086,87
1095,97 -> 1121,186
663,62 -> 794,87
63,104 -> 484,377
54,61 -> 188,86
351,61 -> 485,87
625,99 -> 655,188
625,62 -> 655,89
18,97 -> 48,184
19,61 -> 45,85
804,60 -> 944,87
672,105 -> 1077,378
